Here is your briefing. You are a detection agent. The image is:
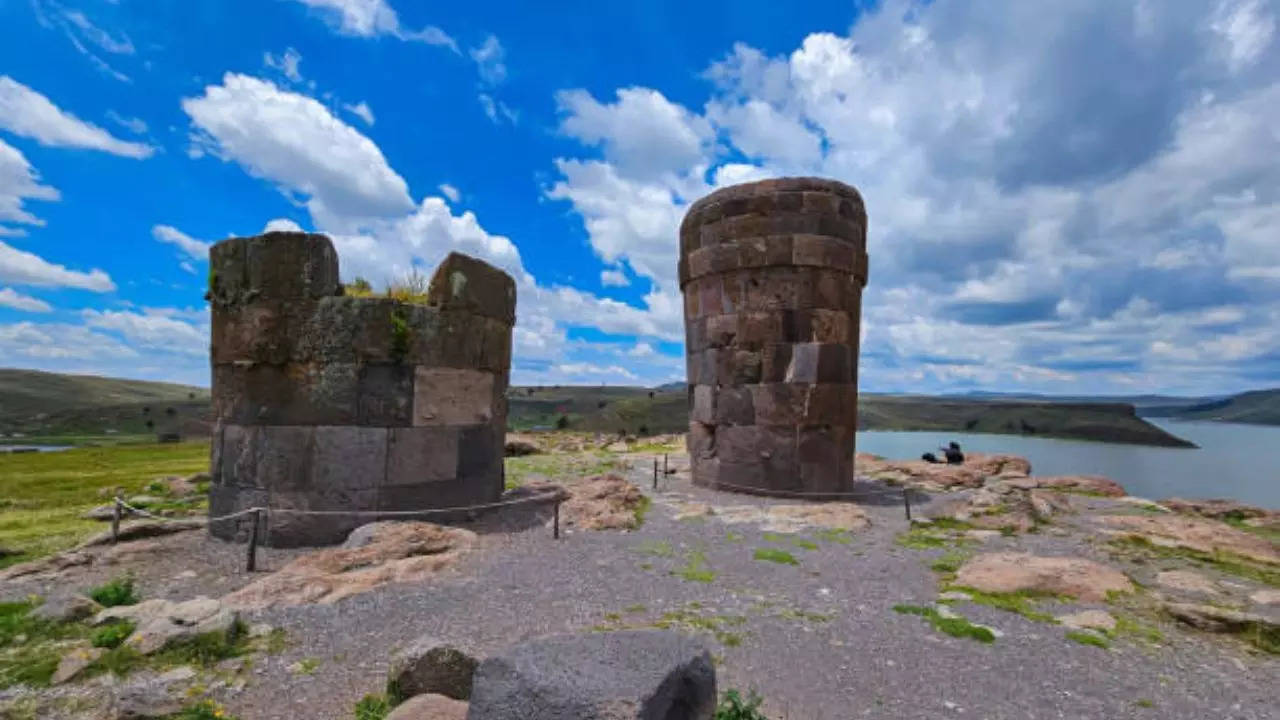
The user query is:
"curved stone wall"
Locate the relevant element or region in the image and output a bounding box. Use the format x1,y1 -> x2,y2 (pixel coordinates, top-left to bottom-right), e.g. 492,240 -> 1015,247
207,232 -> 515,546
678,178 -> 868,497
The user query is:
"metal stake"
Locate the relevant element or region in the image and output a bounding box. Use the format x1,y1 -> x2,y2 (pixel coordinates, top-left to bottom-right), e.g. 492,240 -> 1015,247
553,501 -> 561,540
246,509 -> 261,572
653,458 -> 659,490
111,497 -> 121,545
903,488 -> 912,522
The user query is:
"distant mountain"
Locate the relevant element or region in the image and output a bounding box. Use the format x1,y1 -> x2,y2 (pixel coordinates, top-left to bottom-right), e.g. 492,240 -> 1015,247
0,368 -> 210,439
1141,388 -> 1280,425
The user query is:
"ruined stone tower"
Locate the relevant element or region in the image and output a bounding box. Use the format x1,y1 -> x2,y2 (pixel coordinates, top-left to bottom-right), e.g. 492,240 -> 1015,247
207,232 -> 515,546
679,178 -> 868,496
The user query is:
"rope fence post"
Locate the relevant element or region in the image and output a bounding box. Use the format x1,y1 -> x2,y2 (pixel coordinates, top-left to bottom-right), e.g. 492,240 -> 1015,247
902,488 -> 912,522
553,500 -> 561,540
652,458 -> 658,491
111,496 -> 122,545
246,508 -> 261,572
663,453 -> 668,476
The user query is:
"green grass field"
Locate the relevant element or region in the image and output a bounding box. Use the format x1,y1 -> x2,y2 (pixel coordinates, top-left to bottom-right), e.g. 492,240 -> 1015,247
0,442 -> 210,567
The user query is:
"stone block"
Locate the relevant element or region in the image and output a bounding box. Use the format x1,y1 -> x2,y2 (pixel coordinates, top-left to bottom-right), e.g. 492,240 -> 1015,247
736,236 -> 768,268
211,300 -> 297,364
457,423 -> 502,480
816,343 -> 853,384
715,425 -> 762,466
779,309 -> 813,343
750,383 -> 803,427
214,233 -> 339,301
479,318 -> 513,373
413,368 -> 497,426
427,312 -> 489,369
426,252 -> 516,324
357,364 -> 414,426
809,310 -> 852,344
213,362 -> 360,426
730,350 -> 762,384
714,387 -> 754,426
688,421 -> 716,461
311,426 -> 388,492
387,427 -> 460,484
685,317 -> 708,354
691,385 -> 716,425
208,485 -> 268,542
797,426 -> 854,492
687,247 -> 713,279
720,274 -> 747,314
760,344 -> 793,383
218,425 -> 314,490
265,488 -> 379,548
378,476 -> 501,517
698,277 -> 724,316
717,460 -> 767,492
785,343 -> 821,383
705,314 -> 738,348
695,351 -> 720,393
737,312 -> 781,349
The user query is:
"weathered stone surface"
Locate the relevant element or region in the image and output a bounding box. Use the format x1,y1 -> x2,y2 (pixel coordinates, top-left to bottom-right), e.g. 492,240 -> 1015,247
1164,602 -> 1278,635
80,519 -> 204,548
467,630 -> 716,720
387,694 -> 469,720
221,522 -> 475,609
1095,514 -> 1280,566
1156,569 -> 1222,597
1159,497 -> 1279,522
954,552 -> 1134,602
1056,610 -> 1117,633
52,644 -> 102,684
32,594 -> 101,623
208,234 -> 514,547
563,475 -> 647,531
387,636 -> 480,700
992,475 -> 1126,497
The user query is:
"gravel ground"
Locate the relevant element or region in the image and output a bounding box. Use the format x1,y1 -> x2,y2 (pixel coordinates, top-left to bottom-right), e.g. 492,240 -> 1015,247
5,454 -> 1277,720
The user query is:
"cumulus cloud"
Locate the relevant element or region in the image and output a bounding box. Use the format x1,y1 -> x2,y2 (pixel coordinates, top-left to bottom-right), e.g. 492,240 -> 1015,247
0,287 -> 52,313
470,35 -> 507,85
290,0 -> 456,50
600,268 -> 628,287
151,225 -> 209,261
0,240 -> 114,291
0,76 -> 153,158
0,139 -> 60,235
82,308 -> 207,357
182,73 -> 413,220
437,183 -> 460,203
264,48 -> 304,83
263,218 -> 304,233
343,101 -> 375,126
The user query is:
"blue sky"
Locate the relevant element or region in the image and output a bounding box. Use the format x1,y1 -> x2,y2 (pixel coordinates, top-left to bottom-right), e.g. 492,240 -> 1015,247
0,0 -> 1277,396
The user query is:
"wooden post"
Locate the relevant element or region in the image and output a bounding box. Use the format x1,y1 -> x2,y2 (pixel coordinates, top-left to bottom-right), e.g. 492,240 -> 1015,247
111,497 -> 122,545
663,453 -> 668,475
246,509 -> 261,572
903,488 -> 912,522
553,501 -> 561,540
653,458 -> 658,490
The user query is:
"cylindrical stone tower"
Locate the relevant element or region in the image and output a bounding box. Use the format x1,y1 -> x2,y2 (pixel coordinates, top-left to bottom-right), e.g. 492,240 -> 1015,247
679,178 -> 868,497
206,232 -> 515,546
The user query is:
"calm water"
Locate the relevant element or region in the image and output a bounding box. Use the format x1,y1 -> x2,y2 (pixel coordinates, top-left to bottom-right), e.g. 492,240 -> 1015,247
856,420 -> 1280,509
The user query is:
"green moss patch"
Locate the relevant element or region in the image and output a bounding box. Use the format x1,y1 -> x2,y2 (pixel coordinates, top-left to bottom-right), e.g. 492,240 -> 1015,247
893,604 -> 995,643
1108,536 -> 1280,588
946,586 -> 1060,623
1065,630 -> 1110,649
753,548 -> 799,566
674,551 -> 716,583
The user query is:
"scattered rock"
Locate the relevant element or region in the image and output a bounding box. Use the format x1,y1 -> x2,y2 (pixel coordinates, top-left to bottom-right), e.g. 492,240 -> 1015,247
388,636 -> 480,701
939,591 -> 973,602
1056,610 -> 1117,633
1250,589 -> 1280,606
503,435 -> 541,457
605,441 -> 630,453
1159,498 -> 1278,522
468,630 -> 716,720
931,487 -> 1068,533
1095,514 -> 1280,566
111,668 -> 196,719
78,519 -> 205,548
1164,602 -> 1278,635
52,644 -> 103,684
992,475 -> 1127,497
32,594 -> 101,623
124,495 -> 166,509
95,596 -> 240,655
1156,570 -> 1221,597
954,552 -> 1134,602
83,504 -> 118,521
764,503 -> 870,533
0,550 -> 93,581
672,502 -> 714,521
857,452 -> 1032,492
163,473 -> 207,497
1113,496 -> 1170,512
563,475 -> 646,531
222,522 -> 475,610
387,694 -> 469,720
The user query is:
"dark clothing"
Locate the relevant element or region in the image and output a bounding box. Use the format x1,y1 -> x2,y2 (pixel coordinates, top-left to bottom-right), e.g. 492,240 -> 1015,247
944,448 -> 964,464
921,452 -> 939,463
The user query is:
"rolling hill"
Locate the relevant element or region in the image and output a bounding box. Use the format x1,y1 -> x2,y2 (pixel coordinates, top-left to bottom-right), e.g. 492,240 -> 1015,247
0,369 -> 210,440
1139,388 -> 1280,425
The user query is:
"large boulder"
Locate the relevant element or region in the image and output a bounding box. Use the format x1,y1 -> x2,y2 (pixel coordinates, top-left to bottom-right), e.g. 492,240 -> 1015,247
856,452 -> 1031,492
1159,498 -> 1278,522
388,636 -> 481,701
563,475 -> 647,531
467,630 -> 716,720
389,694 -> 469,720
222,522 -> 475,610
1164,602 -> 1278,635
1095,514 -> 1280,566
94,596 -> 240,655
991,475 -> 1126,497
954,552 -> 1134,602
33,594 -> 101,623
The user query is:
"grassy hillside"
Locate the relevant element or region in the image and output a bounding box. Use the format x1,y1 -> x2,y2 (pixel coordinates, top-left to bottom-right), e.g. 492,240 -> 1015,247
0,370 -> 1195,447
1140,388 -> 1280,425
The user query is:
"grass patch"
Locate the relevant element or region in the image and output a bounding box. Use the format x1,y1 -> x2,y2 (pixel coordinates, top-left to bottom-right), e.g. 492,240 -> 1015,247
1113,615 -> 1165,645
893,604 -> 995,643
169,700 -> 241,720
264,628 -> 288,654
753,548 -> 799,566
725,531 -> 744,543
90,620 -> 135,649
353,694 -> 391,720
503,451 -> 622,490
0,600 -> 93,689
792,538 -> 818,551
1109,536 -> 1280,588
87,620 -> 251,680
760,532 -> 787,544
929,550 -> 970,574
636,540 -> 674,557
815,528 -> 852,545
778,609 -> 832,624
1065,630 -> 1110,649
633,495 -> 653,527
674,551 -> 716,583
0,442 -> 210,565
894,521 -> 973,550
88,575 -> 139,608
1224,517 -> 1280,544
1135,699 -> 1154,709
653,609 -> 747,647
715,688 -> 768,719
294,657 -> 321,675
947,586 -> 1060,623
623,603 -> 647,614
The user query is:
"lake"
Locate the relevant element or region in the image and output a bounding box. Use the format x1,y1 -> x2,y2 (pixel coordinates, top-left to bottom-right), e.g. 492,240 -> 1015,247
856,420 -> 1280,509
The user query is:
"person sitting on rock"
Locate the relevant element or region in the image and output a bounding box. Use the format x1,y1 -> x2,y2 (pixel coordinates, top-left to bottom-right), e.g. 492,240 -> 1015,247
921,452 -> 939,463
942,441 -> 965,465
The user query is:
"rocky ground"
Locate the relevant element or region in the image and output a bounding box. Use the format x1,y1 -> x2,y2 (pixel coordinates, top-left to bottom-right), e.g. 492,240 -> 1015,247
1,441 -> 1277,719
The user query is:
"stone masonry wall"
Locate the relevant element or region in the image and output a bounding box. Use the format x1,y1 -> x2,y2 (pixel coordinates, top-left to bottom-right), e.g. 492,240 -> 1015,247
207,232 -> 515,547
679,178 -> 868,497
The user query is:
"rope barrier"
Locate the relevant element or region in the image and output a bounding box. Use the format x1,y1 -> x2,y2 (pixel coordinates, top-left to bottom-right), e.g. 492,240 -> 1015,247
690,477 -> 913,501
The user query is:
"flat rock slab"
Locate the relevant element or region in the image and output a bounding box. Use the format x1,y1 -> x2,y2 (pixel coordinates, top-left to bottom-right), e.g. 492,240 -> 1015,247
388,635 -> 480,701
563,475 -> 647,531
1096,514 -> 1280,566
222,522 -> 475,610
79,519 -> 205,548
954,552 -> 1134,603
468,629 -> 716,720
387,693 -> 468,720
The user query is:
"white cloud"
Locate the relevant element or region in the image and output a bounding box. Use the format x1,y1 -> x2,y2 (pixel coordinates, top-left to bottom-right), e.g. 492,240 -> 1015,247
600,268 -> 628,287
437,183 -> 460,203
554,362 -> 637,381
0,287 -> 52,313
264,48 -> 304,83
61,8 -> 134,54
555,87 -> 712,182
470,35 -> 507,85
182,73 -> 413,220
262,218 -> 304,233
290,0 -> 457,50
1212,0 -> 1276,71
0,139 -> 60,234
0,322 -> 137,361
105,110 -> 147,134
82,308 -> 207,357
478,94 -> 518,125
343,101 -> 375,126
30,0 -> 134,82
0,76 -> 153,158
151,225 -> 209,261
0,240 -> 114,291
